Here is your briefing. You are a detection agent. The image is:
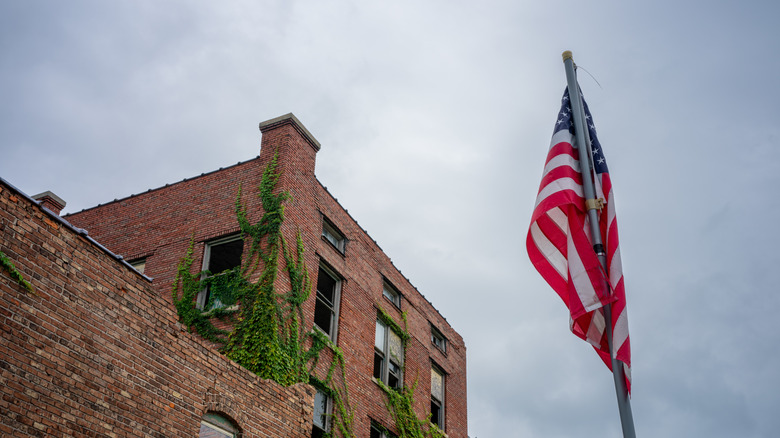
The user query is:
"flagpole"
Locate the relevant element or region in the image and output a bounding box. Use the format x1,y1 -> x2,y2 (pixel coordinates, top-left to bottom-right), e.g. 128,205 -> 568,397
562,50 -> 636,438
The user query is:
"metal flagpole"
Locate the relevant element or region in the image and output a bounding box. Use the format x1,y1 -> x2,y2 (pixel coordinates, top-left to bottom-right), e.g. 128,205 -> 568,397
561,50 -> 637,438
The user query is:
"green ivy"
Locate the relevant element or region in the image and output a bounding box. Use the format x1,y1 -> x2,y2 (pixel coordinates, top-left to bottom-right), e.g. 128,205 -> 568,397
376,308 -> 445,438
171,238 -> 234,344
309,335 -> 356,438
171,151 -> 356,436
0,250 -> 34,293
377,379 -> 445,438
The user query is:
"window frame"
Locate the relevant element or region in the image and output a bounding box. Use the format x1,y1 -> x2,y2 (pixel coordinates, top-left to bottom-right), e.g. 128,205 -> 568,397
370,421 -> 397,438
311,386 -> 332,437
314,263 -> 342,341
321,216 -> 346,254
431,325 -> 447,354
382,279 -> 401,309
373,319 -> 403,389
128,257 -> 146,274
197,234 -> 244,310
430,364 -> 446,431
200,412 -> 240,438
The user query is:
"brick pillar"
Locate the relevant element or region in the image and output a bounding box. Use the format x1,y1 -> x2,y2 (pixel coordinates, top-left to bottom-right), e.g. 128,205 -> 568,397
258,113 -> 320,183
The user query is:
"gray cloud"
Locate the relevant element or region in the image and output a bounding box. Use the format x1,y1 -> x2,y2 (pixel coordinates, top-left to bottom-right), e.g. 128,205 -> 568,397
2,1 -> 779,436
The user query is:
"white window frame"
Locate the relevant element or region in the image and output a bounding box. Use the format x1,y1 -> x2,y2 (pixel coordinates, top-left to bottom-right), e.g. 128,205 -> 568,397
197,234 -> 243,310
314,263 -> 342,340
321,217 -> 346,253
382,280 -> 401,308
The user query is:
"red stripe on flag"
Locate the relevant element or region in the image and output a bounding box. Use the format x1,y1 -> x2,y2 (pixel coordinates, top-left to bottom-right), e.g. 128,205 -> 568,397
527,88 -> 631,393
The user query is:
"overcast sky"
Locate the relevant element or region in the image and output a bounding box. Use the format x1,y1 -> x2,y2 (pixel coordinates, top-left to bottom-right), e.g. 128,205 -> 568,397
2,1 -> 779,437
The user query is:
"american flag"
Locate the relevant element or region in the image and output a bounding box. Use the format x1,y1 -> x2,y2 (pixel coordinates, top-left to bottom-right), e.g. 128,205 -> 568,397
527,87 -> 631,391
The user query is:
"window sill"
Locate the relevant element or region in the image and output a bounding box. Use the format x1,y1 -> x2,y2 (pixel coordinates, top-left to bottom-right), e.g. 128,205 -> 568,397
429,424 -> 447,437
200,304 -> 239,317
372,377 -> 402,392
321,236 -> 346,257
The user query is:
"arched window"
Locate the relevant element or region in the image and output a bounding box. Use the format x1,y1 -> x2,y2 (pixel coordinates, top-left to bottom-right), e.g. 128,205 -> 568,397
199,412 -> 240,438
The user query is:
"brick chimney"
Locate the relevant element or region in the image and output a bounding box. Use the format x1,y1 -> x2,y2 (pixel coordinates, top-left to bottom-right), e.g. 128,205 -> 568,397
258,113 -> 320,182
32,191 -> 66,215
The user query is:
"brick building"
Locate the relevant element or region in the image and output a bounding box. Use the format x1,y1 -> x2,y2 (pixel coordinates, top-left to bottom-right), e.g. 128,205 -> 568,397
1,114 -> 467,437
1,178 -> 315,437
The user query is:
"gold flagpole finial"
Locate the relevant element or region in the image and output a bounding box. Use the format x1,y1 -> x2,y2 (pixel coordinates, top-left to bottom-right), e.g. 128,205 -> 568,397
562,51 -> 573,62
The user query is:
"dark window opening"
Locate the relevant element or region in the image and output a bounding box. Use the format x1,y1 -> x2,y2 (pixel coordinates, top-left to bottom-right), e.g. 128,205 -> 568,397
314,265 -> 340,338
370,422 -> 397,438
373,352 -> 383,380
431,398 -> 442,428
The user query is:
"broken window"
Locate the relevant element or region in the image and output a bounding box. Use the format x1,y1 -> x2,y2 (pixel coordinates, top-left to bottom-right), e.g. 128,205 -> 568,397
374,319 -> 403,389
311,386 -> 331,438
197,235 -> 243,310
431,365 -> 445,430
314,264 -> 341,339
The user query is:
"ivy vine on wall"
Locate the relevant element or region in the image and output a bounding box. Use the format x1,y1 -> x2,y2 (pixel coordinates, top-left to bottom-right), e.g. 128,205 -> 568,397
171,152 -> 440,438
0,250 -> 34,293
376,307 -> 446,438
171,151 -> 354,436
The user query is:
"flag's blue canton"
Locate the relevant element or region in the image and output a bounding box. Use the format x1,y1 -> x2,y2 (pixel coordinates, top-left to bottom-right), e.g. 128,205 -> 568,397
554,87 -> 610,175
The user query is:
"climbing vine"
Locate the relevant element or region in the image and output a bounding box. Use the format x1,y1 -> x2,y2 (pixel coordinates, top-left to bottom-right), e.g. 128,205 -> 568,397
171,238 -> 236,344
172,152 -> 438,437
309,335 -> 356,438
0,250 -> 34,293
171,151 -> 356,436
376,308 -> 445,438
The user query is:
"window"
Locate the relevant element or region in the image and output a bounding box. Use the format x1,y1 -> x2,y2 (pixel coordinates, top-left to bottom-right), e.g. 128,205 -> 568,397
370,422 -> 397,438
374,319 -> 403,389
314,264 -> 341,339
322,218 -> 346,253
431,325 -> 447,353
129,258 -> 146,274
382,280 -> 401,308
197,235 -> 244,310
431,365 -> 445,431
311,387 -> 331,438
200,412 -> 239,438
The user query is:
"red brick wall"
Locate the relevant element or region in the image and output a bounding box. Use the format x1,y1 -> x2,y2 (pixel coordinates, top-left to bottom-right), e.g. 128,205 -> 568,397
63,114 -> 468,437
0,181 -> 314,437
